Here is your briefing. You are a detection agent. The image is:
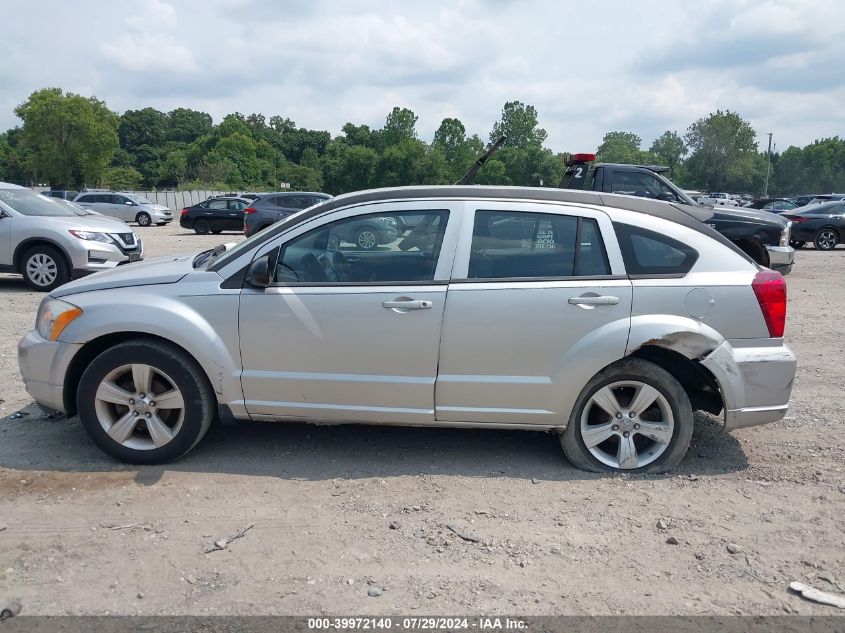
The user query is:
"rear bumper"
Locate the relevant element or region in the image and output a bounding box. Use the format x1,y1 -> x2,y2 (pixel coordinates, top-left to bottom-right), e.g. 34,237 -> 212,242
766,245 -> 794,274
701,340 -> 796,432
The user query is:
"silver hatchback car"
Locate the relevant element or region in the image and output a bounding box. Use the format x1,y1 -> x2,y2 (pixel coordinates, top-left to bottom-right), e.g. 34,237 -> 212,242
18,186 -> 796,472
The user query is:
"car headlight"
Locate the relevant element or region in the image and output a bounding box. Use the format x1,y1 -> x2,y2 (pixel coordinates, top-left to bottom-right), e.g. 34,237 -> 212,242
36,298 -> 83,341
780,222 -> 792,247
69,230 -> 113,244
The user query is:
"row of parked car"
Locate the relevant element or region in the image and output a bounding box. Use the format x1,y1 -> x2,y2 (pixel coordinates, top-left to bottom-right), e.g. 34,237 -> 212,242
42,190 -> 174,226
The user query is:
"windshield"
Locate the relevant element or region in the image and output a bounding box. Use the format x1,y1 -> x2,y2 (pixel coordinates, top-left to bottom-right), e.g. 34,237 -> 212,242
127,194 -> 154,205
0,189 -> 77,217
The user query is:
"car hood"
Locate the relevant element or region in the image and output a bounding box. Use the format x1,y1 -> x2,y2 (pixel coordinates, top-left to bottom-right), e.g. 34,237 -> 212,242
38,214 -> 133,232
709,204 -> 788,227
52,254 -> 194,298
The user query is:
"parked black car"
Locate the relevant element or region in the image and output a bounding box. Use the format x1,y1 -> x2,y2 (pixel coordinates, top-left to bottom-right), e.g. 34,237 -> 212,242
782,200 -> 845,250
745,198 -> 798,212
180,196 -> 251,234
243,192 -> 331,237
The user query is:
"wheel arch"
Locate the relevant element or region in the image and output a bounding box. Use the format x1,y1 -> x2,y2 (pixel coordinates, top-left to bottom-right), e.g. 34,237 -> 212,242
13,237 -> 72,273
62,332 -> 218,417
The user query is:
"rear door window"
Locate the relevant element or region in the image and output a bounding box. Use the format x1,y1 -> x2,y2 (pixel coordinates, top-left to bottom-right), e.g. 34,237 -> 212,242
613,224 -> 698,276
467,211 -> 610,279
208,199 -> 228,209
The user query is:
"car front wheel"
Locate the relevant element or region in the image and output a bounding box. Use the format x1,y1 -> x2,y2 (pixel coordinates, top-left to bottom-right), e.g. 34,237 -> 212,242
21,245 -> 70,291
355,227 -> 379,250
560,358 -> 693,474
77,340 -> 215,464
136,212 -> 152,227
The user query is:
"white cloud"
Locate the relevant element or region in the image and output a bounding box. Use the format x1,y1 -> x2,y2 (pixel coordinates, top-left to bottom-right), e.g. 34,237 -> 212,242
1,0 -> 843,153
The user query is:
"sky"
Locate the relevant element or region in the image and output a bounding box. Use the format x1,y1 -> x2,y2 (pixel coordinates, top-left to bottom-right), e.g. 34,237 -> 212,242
1,0 -> 844,153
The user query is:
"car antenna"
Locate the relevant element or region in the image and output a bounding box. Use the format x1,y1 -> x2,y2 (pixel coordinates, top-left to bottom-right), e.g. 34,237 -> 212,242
454,135 -> 507,185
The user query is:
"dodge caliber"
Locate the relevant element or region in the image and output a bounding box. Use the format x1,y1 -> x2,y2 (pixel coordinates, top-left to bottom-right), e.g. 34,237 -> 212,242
18,187 -> 796,472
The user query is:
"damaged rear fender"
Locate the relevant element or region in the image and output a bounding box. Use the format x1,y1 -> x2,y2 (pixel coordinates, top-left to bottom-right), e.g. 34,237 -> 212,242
626,315 -> 725,360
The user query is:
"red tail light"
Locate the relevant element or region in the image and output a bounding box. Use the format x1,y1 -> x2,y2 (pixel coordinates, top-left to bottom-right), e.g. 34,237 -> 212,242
244,207 -> 257,214
788,216 -> 808,223
752,271 -> 786,337
180,208 -> 189,215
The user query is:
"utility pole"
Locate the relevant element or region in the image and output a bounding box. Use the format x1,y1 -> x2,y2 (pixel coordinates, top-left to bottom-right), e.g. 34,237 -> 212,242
763,132 -> 773,197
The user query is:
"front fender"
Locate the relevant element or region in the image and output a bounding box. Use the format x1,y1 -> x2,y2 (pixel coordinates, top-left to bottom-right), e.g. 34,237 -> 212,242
56,288 -> 244,412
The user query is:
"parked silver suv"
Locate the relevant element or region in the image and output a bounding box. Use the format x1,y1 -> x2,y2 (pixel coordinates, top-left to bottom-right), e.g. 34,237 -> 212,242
73,192 -> 172,226
0,183 -> 143,291
18,186 -> 796,472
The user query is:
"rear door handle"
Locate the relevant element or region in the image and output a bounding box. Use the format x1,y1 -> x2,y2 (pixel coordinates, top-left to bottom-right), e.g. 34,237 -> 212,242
382,299 -> 433,311
568,295 -> 620,306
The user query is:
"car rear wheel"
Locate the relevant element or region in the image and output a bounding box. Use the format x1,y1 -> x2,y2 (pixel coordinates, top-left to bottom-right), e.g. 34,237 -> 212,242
355,227 -> 379,250
790,240 -> 806,249
136,212 -> 152,227
211,229 -> 223,234
814,228 -> 838,251
77,340 -> 215,464
193,219 -> 210,235
560,358 -> 693,474
21,245 -> 70,291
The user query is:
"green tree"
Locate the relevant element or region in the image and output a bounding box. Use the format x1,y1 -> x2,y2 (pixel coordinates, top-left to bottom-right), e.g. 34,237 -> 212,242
490,101 -> 547,149
684,110 -> 760,192
596,131 -> 648,164
382,107 -> 418,146
649,130 -> 687,176
119,108 -> 167,153
167,108 -> 213,144
102,166 -> 143,190
157,150 -> 188,188
433,117 -> 479,182
15,88 -> 119,187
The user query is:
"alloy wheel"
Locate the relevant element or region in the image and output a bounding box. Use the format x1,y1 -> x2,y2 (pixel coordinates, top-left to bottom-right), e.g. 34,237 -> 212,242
579,380 -> 675,470
817,230 -> 837,250
93,363 -> 185,450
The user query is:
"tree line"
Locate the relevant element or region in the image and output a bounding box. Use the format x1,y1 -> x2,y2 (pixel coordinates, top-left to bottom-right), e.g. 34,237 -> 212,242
1,87 -> 843,197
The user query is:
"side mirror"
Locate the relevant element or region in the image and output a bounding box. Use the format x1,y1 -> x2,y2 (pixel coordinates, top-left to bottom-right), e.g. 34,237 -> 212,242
0,209 -> 10,219
657,192 -> 675,202
125,200 -> 134,205
246,255 -> 271,288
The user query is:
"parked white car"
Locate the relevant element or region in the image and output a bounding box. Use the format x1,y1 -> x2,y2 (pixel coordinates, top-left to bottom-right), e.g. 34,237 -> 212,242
73,192 -> 172,226
700,193 -> 740,206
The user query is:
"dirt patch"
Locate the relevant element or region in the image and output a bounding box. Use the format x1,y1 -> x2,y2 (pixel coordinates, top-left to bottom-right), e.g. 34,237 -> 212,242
0,227 -> 843,615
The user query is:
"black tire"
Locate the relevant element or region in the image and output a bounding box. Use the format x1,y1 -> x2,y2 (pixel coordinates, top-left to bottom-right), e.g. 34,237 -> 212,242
20,244 -> 71,292
193,219 -> 210,235
737,240 -> 769,267
136,212 -> 152,227
211,229 -> 223,234
77,340 -> 215,464
790,240 -> 806,249
813,228 -> 838,251
560,357 -> 694,474
355,226 -> 380,250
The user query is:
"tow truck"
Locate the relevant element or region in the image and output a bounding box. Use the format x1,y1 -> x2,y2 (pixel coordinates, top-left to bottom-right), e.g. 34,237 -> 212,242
558,154 -> 794,274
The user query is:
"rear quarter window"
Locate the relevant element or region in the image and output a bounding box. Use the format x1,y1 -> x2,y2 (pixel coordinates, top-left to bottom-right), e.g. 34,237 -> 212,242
614,223 -> 698,276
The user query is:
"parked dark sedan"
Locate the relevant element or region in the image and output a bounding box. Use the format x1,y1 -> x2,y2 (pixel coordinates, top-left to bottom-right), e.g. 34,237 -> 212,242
180,197 -> 251,234
782,200 -> 845,250
745,198 -> 798,212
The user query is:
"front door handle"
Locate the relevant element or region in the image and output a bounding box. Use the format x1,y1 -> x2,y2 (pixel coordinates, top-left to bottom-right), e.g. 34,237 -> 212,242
568,295 -> 620,306
382,299 -> 432,311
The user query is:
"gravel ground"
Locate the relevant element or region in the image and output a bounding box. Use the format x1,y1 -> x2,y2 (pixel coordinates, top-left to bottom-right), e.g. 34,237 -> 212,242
0,224 -> 843,616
